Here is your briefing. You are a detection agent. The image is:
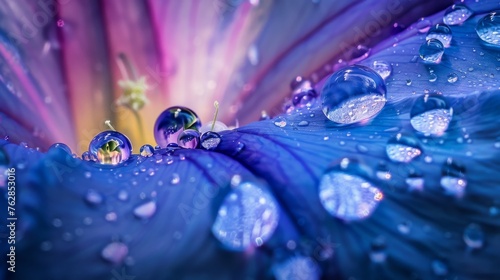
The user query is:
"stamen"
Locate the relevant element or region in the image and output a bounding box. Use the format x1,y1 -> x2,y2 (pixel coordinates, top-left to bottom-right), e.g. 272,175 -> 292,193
116,53 -> 138,81
105,120 -> 116,131
211,101 -> 220,131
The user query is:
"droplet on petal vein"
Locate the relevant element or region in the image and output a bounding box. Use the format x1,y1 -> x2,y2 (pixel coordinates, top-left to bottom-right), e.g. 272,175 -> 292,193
321,65 -> 386,124
463,223 -> 484,249
212,182 -> 279,251
371,60 -> 392,80
154,106 -> 201,148
140,144 -> 154,157
410,94 -> 453,136
178,129 -> 200,149
89,131 -> 132,165
426,24 -> 452,48
419,39 -> 444,64
440,158 -> 467,197
200,131 -> 222,150
319,158 -> 383,221
133,201 -> 157,219
386,133 -> 422,163
101,242 -> 128,265
476,11 -> 500,46
443,4 -> 473,25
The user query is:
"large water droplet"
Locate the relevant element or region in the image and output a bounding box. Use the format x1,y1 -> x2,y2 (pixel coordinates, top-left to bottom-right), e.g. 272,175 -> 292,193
321,65 -> 386,124
89,131 -> 132,165
318,158 -> 383,221
200,131 -> 222,150
443,4 -> 473,25
140,144 -> 154,157
419,39 -> 445,64
273,256 -> 320,280
440,158 -> 467,197
476,11 -> 500,46
410,94 -> 453,136
371,60 -> 392,80
133,201 -> 157,219
386,133 -> 422,163
101,242 -> 128,265
426,24 -> 452,48
463,223 -> 484,249
178,129 -> 200,149
154,106 -> 201,148
212,182 -> 279,251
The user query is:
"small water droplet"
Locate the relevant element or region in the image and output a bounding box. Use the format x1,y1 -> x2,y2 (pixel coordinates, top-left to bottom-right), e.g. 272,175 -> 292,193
274,116 -> 287,127
476,11 -> 500,46
177,129 -> 200,149
370,237 -> 386,263
386,133 -> 422,163
85,189 -> 103,205
140,144 -> 154,157
443,4 -> 473,25
49,143 -> 72,154
426,24 -> 452,48
273,256 -> 320,280
406,174 -> 424,191
171,173 -> 180,185
89,131 -> 132,165
406,79 -> 412,86
463,223 -> 484,249
416,18 -> 432,33
101,242 -> 128,265
118,190 -> 128,201
105,212 -> 117,222
410,94 -> 453,136
297,120 -> 309,127
447,73 -> 458,83
321,65 -> 386,124
133,201 -> 157,219
200,131 -> 222,150
440,158 -> 467,197
419,39 -> 445,64
351,45 -> 371,62
398,221 -> 411,234
371,60 -> 392,80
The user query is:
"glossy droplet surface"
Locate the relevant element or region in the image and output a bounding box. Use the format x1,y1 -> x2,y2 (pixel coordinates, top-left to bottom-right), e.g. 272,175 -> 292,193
443,4 -> 473,25
200,131 -> 221,150
476,11 -> 500,46
273,256 -> 320,280
178,129 -> 200,149
319,158 -> 383,221
321,65 -> 386,124
199,121 -> 228,133
154,106 -> 201,148
134,201 -> 157,219
101,242 -> 128,265
440,158 -> 467,197
416,18 -> 432,33
463,223 -> 484,249
89,131 -> 132,165
212,182 -> 279,251
410,94 -> 453,136
426,24 -> 452,48
419,39 -> 445,64
274,116 -> 287,127
140,144 -> 154,157
447,73 -> 458,83
386,133 -> 422,163
371,60 -> 392,80
49,143 -> 72,154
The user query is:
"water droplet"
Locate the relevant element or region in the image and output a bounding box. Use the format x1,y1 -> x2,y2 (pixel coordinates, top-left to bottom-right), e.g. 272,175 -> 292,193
118,190 -> 128,201
81,151 -> 96,161
52,218 -> 62,228
49,143 -> 72,154
443,4 -> 473,25
273,256 -> 320,280
200,131 -> 222,150
85,189 -> 103,205
463,223 -> 484,249
290,76 -> 313,93
370,237 -> 386,263
319,158 -> 382,221
292,89 -> 317,108
101,242 -> 128,265
440,158 -> 467,197
416,18 -> 432,33
321,65 -> 386,124
410,94 -> 453,136
89,131 -> 132,165
133,201 -> 157,219
406,174 -> 424,191
177,129 -> 200,149
447,73 -> 458,83
212,182 -> 279,251
371,60 -> 392,80
105,212 -> 117,222
351,45 -> 371,62
199,121 -> 228,133
419,39 -> 445,64
140,144 -> 154,157
154,106 -> 201,148
274,116 -> 287,128
171,173 -> 180,185
426,24 -> 452,48
432,260 -> 448,276
476,11 -> 500,46
297,120 -> 309,127
398,221 -> 411,234
386,133 -> 422,163
406,79 -> 412,86
260,111 -> 270,120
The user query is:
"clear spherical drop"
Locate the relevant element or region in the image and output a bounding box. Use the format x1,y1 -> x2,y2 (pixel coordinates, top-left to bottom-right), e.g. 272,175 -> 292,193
463,223 -> 484,249
440,158 -> 467,197
410,94 -> 453,136
476,11 -> 500,46
386,133 -> 422,163
426,24 -> 452,48
419,39 -> 445,64
321,65 -> 386,124
153,106 -> 201,148
273,256 -> 321,280
200,131 -> 222,150
48,143 -> 72,154
212,182 -> 279,251
371,60 -> 392,80
416,18 -> 432,33
88,131 -> 132,165
101,242 -> 128,265
177,129 -> 200,149
318,158 -> 383,221
140,144 -> 154,157
443,4 -> 473,25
